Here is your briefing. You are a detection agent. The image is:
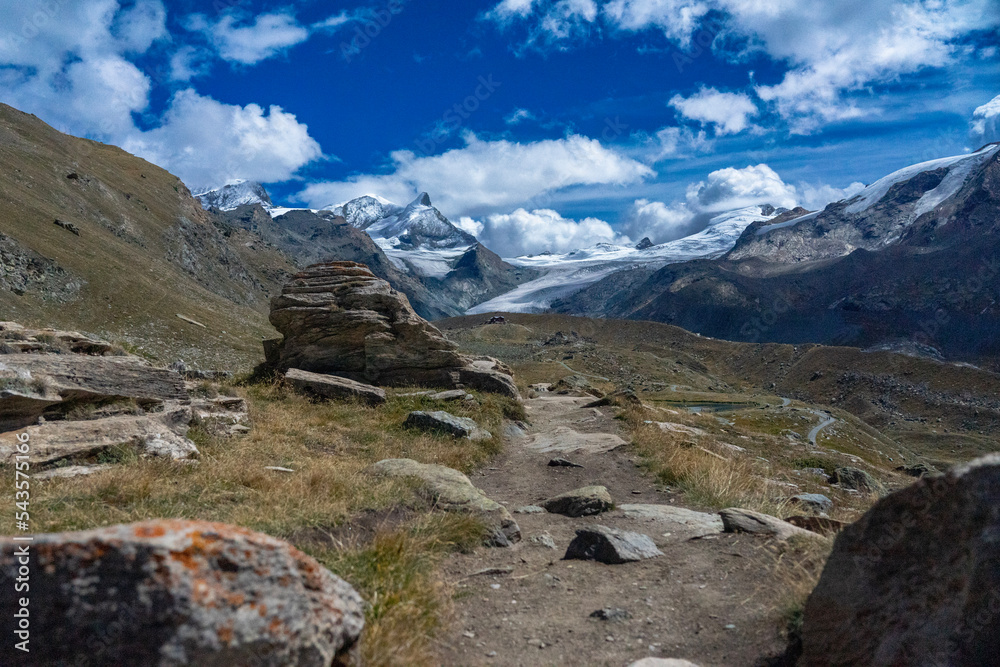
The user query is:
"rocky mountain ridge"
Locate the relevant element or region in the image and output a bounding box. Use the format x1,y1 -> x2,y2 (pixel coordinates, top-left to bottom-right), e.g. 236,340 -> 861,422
555,144 -> 1000,369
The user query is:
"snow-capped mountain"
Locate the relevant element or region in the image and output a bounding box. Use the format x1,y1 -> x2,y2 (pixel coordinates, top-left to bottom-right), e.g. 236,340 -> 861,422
195,180 -> 273,211
731,143 -> 1000,262
328,193 -> 477,251
469,204 -> 779,314
553,143 -> 1000,363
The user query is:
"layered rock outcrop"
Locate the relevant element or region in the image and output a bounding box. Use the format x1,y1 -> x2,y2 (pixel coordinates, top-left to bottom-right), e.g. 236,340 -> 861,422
0,322 -> 248,472
266,262 -> 519,398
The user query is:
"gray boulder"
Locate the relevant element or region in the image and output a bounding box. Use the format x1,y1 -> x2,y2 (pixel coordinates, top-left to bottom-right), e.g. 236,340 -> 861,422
830,466 -> 886,495
719,508 -> 824,541
285,368 -> 387,406
0,520 -> 364,666
565,525 -> 663,564
542,485 -> 614,517
403,410 -> 491,440
788,493 -> 833,513
800,454 -> 1000,666
368,458 -> 520,546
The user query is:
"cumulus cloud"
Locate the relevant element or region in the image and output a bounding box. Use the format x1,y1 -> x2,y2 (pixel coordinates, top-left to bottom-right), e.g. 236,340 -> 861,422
299,132 -> 653,217
970,93 -> 1000,147
113,0 -> 168,53
669,87 -> 758,135
796,181 -> 866,212
620,198 -> 692,243
484,0 -> 998,132
622,164 -> 860,244
458,208 -> 625,257
188,10 -> 310,65
0,2 -> 326,190
122,89 -> 323,190
689,163 -> 797,213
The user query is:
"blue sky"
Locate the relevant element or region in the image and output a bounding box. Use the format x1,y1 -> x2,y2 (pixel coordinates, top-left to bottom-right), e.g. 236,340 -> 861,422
1,0 -> 998,254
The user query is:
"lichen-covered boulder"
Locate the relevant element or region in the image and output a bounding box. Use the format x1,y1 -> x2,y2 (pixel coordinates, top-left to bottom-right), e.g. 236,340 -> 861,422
0,520 -> 365,666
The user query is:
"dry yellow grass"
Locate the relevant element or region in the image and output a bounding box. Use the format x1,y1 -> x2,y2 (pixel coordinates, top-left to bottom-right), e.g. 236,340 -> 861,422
23,380 -> 520,666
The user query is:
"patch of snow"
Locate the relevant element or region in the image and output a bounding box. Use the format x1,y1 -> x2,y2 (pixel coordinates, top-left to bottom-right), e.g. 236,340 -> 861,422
469,205 -> 769,314
195,180 -> 272,211
755,210 -> 821,236
844,144 -> 999,215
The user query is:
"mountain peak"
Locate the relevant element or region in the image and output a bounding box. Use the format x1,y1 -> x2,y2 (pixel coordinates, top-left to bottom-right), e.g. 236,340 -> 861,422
195,181 -> 272,212
416,192 -> 432,207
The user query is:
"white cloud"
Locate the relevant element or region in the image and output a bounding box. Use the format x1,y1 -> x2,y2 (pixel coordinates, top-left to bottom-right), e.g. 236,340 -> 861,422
622,163 -> 860,244
0,2 -> 326,190
689,163 -> 797,212
113,0 -> 168,53
669,87 -> 758,135
190,11 -> 310,65
603,0 -> 709,46
970,93 -> 1000,147
169,46 -> 210,82
796,181 -> 866,212
122,89 -> 323,190
620,198 -> 691,243
299,132 -> 654,217
505,108 -> 536,125
640,126 -> 711,163
484,0 -> 998,132
459,208 -> 625,256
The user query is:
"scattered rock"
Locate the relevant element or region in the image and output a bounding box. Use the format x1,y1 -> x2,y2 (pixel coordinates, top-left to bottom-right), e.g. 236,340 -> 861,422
189,394 -> 250,437
503,421 -> 528,439
719,508 -> 824,541
530,534 -> 557,549
565,525 -> 663,564
0,408 -> 199,466
34,464 -> 113,480
552,374 -> 602,397
542,485 -> 614,517
628,660 -> 702,667
0,520 -> 364,666
635,237 -> 654,250
548,457 -> 584,468
429,389 -> 473,402
53,219 -> 81,236
285,368 -> 387,406
784,515 -> 846,536
788,493 -> 833,513
403,410 -> 491,440
514,505 -> 545,514
529,383 -> 552,392
265,262 -> 519,397
590,608 -> 631,622
830,466 -> 886,495
895,462 -> 938,478
618,504 -> 724,539
368,458 -> 520,546
0,353 -> 186,431
584,390 -> 642,408
800,454 -> 1000,665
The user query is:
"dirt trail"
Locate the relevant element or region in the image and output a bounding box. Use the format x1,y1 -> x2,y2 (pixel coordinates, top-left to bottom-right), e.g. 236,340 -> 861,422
438,394 -> 791,667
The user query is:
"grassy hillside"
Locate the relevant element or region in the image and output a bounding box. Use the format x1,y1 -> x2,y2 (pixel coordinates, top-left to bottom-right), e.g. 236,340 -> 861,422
0,104 -> 290,369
